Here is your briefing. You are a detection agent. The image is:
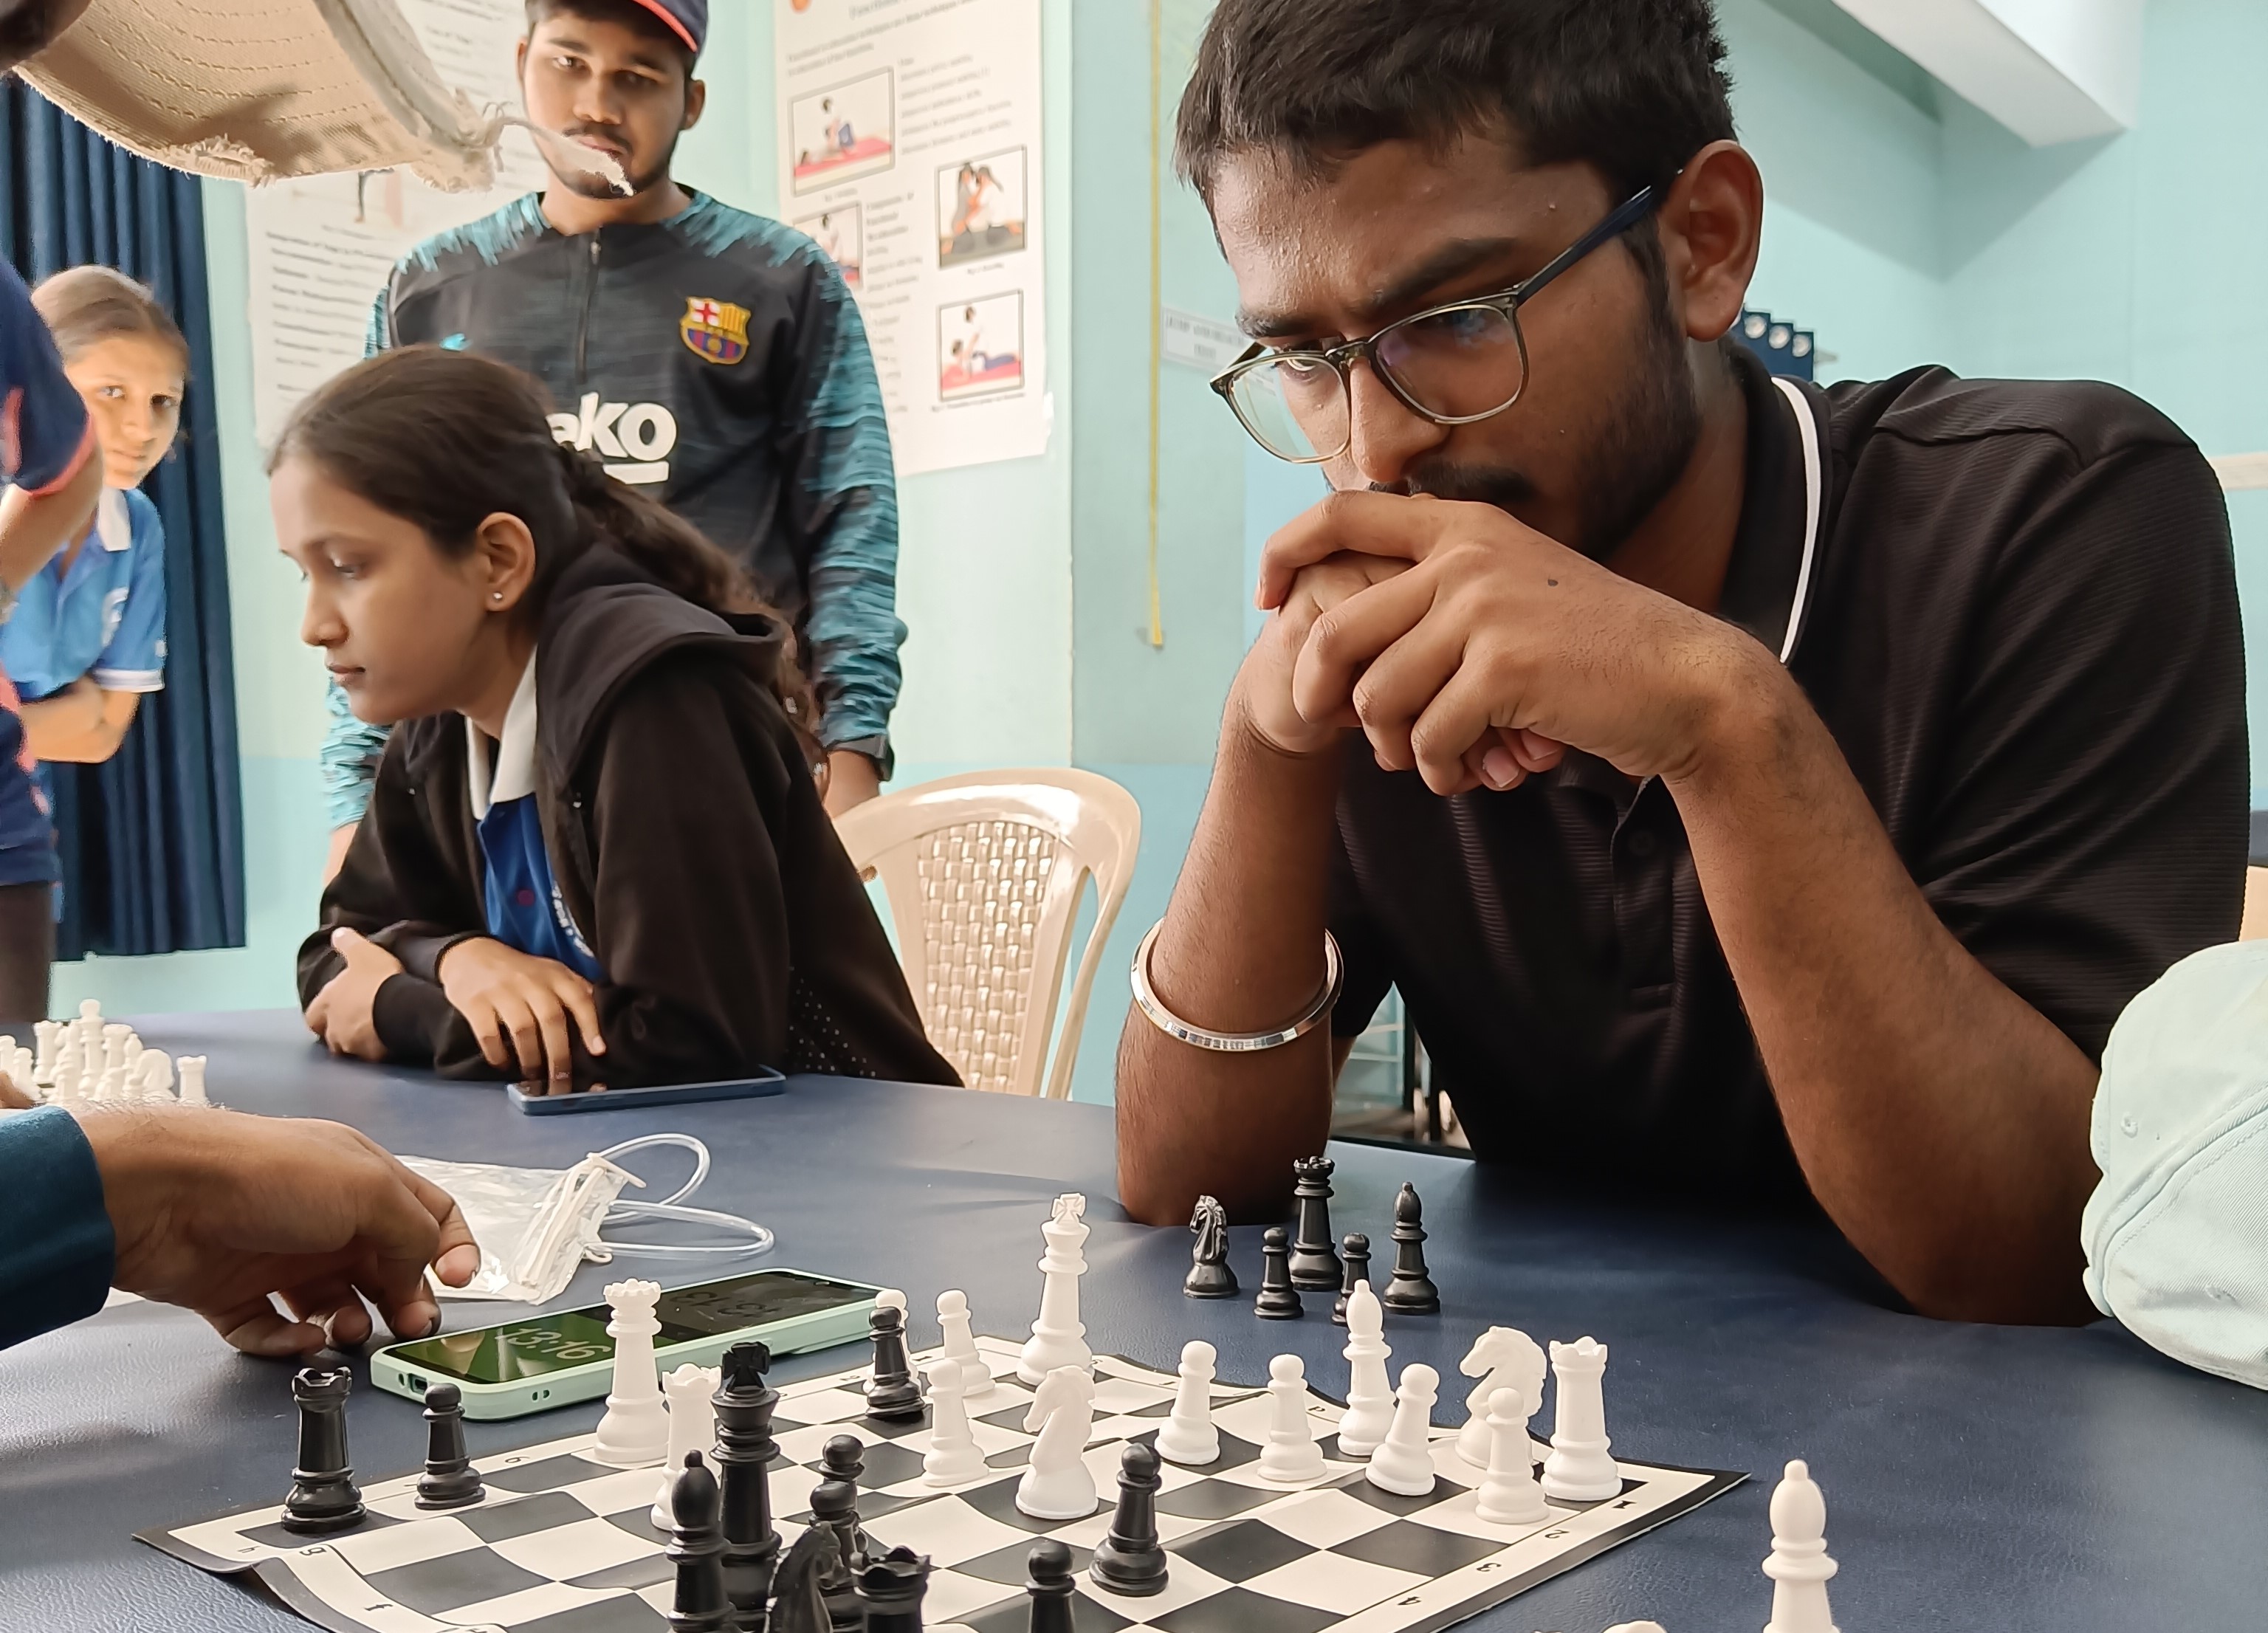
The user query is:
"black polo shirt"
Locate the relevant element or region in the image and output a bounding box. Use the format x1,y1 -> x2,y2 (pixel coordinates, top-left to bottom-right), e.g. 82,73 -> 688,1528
1328,347 -> 2247,1205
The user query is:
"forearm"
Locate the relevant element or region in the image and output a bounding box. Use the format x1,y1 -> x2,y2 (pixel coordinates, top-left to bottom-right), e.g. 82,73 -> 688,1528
22,692 -> 133,763
0,455 -> 103,593
1671,650 -> 2099,1324
803,489 -> 906,750
1116,709 -> 1344,1225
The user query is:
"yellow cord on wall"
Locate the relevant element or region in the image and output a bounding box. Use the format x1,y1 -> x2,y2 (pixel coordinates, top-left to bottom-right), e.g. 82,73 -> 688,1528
1146,0 -> 1165,649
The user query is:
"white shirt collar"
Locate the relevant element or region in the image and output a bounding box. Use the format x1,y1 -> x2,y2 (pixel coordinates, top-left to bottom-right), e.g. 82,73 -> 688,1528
466,650 -> 539,821
95,488 -> 132,552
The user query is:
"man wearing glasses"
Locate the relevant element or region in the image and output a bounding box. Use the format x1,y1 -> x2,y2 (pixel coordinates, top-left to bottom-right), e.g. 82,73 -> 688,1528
1116,0 -> 2245,1325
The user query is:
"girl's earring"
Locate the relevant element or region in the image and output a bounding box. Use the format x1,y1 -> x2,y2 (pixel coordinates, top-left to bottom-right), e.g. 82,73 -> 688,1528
491,591 -> 505,602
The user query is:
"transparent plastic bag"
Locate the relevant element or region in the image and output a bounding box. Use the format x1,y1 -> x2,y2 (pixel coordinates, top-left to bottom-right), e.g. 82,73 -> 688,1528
401,1134 -> 773,1306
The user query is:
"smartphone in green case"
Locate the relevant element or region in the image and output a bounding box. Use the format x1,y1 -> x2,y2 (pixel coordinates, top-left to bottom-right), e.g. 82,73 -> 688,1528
371,1268 -> 882,1420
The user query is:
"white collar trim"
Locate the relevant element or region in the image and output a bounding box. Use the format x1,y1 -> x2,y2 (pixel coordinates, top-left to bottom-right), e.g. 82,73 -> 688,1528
95,488 -> 132,552
466,651 -> 539,821
1770,374 -> 1826,666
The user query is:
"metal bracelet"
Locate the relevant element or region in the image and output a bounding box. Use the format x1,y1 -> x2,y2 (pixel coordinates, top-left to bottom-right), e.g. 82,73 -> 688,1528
1130,921 -> 1342,1053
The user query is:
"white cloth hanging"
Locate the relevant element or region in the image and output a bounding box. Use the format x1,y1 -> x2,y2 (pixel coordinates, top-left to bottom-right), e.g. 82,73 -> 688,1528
19,0 -> 506,188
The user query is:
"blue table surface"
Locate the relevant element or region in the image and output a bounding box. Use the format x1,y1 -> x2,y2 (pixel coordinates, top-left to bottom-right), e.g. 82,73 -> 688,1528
1,1010 -> 2264,1632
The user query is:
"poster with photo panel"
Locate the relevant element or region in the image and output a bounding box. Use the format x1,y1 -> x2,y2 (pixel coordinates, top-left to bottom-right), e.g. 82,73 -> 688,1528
777,0 -> 1049,475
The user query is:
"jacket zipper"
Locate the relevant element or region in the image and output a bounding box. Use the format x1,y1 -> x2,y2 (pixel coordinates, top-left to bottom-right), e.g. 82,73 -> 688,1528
574,233 -> 599,385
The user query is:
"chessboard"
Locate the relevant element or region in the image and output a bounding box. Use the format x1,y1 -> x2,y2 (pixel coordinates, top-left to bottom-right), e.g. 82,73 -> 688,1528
140,1336 -> 1742,1633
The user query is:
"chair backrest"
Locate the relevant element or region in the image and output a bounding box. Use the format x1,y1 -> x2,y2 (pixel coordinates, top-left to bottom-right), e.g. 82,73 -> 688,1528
834,769 -> 1142,1099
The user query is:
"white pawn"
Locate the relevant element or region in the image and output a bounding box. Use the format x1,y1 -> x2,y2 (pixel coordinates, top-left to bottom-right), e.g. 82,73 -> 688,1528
1762,1460 -> 1839,1633
1364,1362 -> 1440,1497
1154,1340 -> 1220,1466
1542,1337 -> 1621,1502
32,1020 -> 59,1087
921,1362 -> 987,1487
1336,1279 -> 1395,1459
650,1364 -> 722,1527
177,1055 -> 208,1106
123,1036 -> 143,1078
1456,1327 -> 1545,1468
101,1023 -> 132,1075
936,1289 -> 991,1397
10,1048 -> 31,1101
1258,1354 -> 1327,1482
1474,1388 -> 1550,1525
1017,1193 -> 1092,1384
92,1067 -> 126,1102
591,1279 -> 670,1468
137,1051 -> 173,1101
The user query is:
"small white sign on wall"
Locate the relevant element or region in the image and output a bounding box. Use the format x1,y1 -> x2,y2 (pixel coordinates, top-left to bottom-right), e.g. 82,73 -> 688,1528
1161,307 -> 1248,374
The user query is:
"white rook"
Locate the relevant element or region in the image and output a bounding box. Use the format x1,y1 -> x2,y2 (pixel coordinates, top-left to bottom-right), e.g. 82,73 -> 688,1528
1762,1459 -> 1839,1633
1542,1336 -> 1620,1502
1017,1193 -> 1092,1383
591,1279 -> 670,1468
650,1363 -> 722,1527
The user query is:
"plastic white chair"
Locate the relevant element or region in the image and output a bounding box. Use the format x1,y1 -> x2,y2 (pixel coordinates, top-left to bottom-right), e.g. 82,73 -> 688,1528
834,769 -> 1141,1099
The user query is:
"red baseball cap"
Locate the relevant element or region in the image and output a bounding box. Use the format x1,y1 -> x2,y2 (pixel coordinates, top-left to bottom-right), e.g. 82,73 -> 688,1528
626,0 -> 705,54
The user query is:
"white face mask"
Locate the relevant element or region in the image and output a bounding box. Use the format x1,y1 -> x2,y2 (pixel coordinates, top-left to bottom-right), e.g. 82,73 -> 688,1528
402,1133 -> 774,1306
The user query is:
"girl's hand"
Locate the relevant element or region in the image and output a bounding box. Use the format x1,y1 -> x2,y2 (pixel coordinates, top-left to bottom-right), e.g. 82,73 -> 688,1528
305,926 -> 401,1061
434,938 -> 605,1091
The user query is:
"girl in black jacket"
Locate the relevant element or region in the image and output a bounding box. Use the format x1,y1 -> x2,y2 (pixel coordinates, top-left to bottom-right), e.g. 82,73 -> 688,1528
288,346 -> 956,1094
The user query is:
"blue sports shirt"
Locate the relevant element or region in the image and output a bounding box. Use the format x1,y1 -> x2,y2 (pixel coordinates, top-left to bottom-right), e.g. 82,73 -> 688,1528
0,486 -> 168,703
0,261 -> 95,886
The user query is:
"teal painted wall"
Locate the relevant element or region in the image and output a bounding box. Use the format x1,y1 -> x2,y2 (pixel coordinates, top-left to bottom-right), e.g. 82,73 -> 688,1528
62,1 -> 2265,1101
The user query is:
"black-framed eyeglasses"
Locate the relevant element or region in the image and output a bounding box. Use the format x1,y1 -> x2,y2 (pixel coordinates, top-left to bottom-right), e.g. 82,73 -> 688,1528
1209,182 -> 1666,464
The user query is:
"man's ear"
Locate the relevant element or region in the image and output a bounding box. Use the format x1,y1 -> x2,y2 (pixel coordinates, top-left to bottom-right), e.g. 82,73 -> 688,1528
1657,140 -> 1762,345
684,76 -> 707,132
515,35 -> 530,83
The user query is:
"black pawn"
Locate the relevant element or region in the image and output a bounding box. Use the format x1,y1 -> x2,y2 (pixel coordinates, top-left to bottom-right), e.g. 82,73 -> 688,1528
1286,1155 -> 1340,1289
667,1452 -> 734,1633
414,1382 -> 484,1509
1381,1182 -> 1441,1314
1089,1442 -> 1168,1596
819,1433 -> 876,1567
808,1469 -> 865,1632
713,1341 -> 781,1632
853,1544 -> 932,1633
281,1366 -> 364,1533
1026,1539 -> 1080,1633
1183,1194 -> 1237,1299
863,1303 -> 925,1420
1331,1232 -> 1372,1326
1254,1225 -> 1302,1319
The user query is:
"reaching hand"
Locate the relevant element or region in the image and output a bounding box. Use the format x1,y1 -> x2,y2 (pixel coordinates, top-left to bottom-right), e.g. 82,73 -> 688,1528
435,936 -> 604,1090
305,926 -> 402,1061
75,1104 -> 481,1356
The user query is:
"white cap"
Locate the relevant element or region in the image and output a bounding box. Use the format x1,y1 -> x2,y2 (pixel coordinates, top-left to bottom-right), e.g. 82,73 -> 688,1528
2084,939 -> 2268,1389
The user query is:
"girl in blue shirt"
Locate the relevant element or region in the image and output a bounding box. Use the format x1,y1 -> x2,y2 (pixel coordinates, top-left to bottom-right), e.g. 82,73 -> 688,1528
1,267 -> 177,774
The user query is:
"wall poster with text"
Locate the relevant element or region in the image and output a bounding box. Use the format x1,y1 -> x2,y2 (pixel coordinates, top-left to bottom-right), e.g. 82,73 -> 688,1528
777,0 -> 1050,475
241,0 -> 546,445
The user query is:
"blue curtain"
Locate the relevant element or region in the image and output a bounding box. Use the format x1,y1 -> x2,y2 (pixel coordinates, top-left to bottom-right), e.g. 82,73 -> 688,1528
0,84 -> 245,958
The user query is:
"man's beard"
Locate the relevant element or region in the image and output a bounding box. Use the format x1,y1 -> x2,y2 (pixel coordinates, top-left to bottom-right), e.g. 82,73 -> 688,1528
553,127 -> 679,200
1375,292 -> 1702,564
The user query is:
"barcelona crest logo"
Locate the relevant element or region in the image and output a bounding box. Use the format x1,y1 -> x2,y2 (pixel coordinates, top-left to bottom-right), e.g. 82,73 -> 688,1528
679,296 -> 752,365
